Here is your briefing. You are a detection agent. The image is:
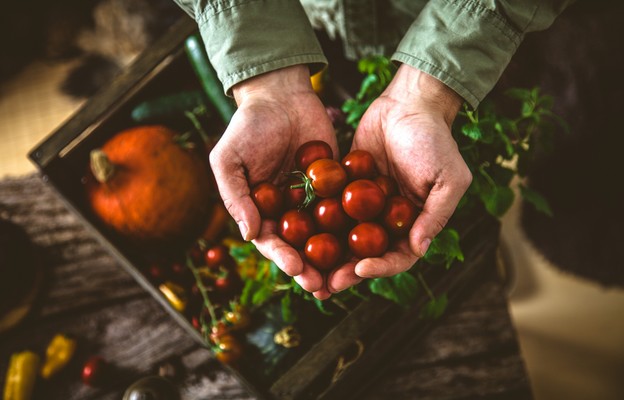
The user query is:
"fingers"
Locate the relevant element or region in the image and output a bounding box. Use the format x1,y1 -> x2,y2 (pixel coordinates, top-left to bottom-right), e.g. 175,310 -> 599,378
251,220 -> 303,277
326,261 -> 362,293
293,259 -> 324,293
209,143 -> 262,241
409,172 -> 471,257
354,241 -> 418,278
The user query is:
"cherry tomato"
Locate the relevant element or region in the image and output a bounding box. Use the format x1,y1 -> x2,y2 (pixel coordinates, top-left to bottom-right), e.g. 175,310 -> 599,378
204,245 -> 230,269
148,263 -> 167,283
382,196 -> 419,237
81,356 -> 110,387
209,321 -> 230,344
278,210 -> 316,249
215,334 -> 243,365
295,140 -> 333,171
341,150 -> 376,180
342,179 -> 386,221
224,306 -> 251,330
313,197 -> 352,234
251,182 -> 283,219
283,177 -> 307,210
304,233 -> 342,271
214,270 -> 242,295
306,159 -> 347,198
374,175 -> 398,197
348,222 -> 389,259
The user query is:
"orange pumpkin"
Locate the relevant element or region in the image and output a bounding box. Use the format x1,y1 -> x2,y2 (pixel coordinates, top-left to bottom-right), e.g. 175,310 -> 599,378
85,125 -> 213,246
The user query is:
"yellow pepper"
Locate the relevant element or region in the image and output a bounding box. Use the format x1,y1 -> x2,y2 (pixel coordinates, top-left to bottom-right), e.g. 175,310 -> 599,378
310,68 -> 326,96
159,281 -> 187,312
3,351 -> 40,400
40,334 -> 77,379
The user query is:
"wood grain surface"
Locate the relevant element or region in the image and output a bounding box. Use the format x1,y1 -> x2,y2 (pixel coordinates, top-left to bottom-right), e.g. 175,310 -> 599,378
0,174 -> 532,399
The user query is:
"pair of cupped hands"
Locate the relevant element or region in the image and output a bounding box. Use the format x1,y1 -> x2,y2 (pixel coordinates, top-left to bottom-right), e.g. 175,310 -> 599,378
209,63 -> 472,300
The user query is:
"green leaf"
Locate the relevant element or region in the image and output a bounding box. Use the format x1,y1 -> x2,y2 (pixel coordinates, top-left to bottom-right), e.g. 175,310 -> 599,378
461,121 -> 483,141
312,298 -> 334,315
522,100 -> 535,118
358,74 -> 379,99
368,272 -> 420,307
252,284 -> 274,306
420,293 -> 449,320
281,291 -> 295,324
242,279 -> 275,308
488,164 -> 515,187
423,228 -> 464,269
519,183 -> 553,217
480,184 -> 515,218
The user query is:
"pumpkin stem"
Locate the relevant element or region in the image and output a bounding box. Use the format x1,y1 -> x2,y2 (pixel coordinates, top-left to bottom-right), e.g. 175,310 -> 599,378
90,149 -> 115,183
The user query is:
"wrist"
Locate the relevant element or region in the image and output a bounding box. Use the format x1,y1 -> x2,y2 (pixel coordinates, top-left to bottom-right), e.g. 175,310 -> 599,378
232,65 -> 313,105
385,64 -> 462,127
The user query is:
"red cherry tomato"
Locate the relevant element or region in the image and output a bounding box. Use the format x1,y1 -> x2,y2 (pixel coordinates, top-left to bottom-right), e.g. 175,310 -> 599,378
251,182 -> 283,219
341,150 -> 377,180
214,270 -> 242,295
342,179 -> 386,221
313,197 -> 352,234
374,175 -> 398,197
209,321 -> 230,344
81,356 -> 109,387
278,210 -> 316,249
204,245 -> 230,269
382,196 -> 419,237
215,334 -> 243,365
348,222 -> 389,259
283,177 -> 307,210
304,233 -> 342,271
306,159 -> 348,198
295,140 -> 333,171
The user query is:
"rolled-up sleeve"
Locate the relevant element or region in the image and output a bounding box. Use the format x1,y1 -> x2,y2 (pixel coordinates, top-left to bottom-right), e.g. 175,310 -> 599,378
173,0 -> 327,95
392,0 -> 574,108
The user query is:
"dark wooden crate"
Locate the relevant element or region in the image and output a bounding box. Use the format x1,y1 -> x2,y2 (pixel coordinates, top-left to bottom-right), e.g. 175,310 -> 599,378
28,17 -> 501,400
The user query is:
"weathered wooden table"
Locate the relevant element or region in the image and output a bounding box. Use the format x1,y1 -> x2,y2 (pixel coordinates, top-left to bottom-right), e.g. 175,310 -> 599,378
0,174 -> 532,399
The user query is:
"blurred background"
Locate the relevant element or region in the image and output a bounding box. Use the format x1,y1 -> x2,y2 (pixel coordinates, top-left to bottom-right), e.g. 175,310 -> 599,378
1,1 -> 623,399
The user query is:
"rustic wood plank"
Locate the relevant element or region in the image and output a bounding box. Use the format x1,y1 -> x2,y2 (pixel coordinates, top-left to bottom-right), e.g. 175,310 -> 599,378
362,279 -> 531,400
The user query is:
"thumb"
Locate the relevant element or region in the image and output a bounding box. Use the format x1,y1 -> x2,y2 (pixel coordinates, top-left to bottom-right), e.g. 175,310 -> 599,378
409,183 -> 463,257
209,147 -> 261,241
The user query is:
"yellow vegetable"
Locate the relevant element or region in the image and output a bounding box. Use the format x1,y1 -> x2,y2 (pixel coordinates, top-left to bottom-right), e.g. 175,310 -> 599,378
4,351 -> 40,400
159,281 -> 187,312
41,334 -> 77,379
310,68 -> 326,95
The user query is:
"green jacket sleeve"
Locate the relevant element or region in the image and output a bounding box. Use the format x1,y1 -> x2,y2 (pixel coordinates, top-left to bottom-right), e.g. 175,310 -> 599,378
392,0 -> 575,108
172,0 -> 327,95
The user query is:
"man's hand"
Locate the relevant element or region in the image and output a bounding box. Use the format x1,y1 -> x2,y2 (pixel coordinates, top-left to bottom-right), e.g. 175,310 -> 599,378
316,64 -> 472,298
209,65 -> 338,293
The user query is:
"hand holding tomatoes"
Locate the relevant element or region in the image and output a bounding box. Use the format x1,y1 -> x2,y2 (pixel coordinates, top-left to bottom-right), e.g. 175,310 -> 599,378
335,63 -> 471,286
246,139 -> 421,299
208,65 -> 338,293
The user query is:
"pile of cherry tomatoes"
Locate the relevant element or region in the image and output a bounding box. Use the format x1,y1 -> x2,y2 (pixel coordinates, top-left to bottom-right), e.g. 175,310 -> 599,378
252,140 -> 420,272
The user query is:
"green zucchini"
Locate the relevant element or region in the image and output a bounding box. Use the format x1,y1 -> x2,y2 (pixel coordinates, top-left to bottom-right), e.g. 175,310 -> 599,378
130,90 -> 208,122
184,33 -> 236,124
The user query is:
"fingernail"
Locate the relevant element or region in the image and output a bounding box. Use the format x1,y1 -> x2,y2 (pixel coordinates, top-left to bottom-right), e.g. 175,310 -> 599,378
238,221 -> 249,241
420,238 -> 431,256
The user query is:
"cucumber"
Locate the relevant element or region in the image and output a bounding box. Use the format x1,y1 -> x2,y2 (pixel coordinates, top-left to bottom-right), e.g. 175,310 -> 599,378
185,34 -> 236,124
131,90 -> 208,122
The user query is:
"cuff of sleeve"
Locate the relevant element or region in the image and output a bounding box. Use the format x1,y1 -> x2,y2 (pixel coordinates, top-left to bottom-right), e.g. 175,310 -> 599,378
196,0 -> 328,95
391,0 -> 523,109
